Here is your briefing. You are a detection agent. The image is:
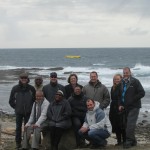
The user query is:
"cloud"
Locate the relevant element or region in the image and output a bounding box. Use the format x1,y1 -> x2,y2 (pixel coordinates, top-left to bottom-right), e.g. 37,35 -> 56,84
0,0 -> 150,47
125,27 -> 149,35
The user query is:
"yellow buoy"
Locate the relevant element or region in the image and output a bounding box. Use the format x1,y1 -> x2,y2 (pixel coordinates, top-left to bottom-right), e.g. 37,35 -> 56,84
65,55 -> 81,58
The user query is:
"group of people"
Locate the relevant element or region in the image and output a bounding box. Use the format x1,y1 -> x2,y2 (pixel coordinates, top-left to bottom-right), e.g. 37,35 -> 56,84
9,67 -> 145,150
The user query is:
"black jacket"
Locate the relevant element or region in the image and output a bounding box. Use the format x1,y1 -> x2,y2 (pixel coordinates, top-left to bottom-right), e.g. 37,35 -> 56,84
43,82 -> 66,102
9,82 -> 36,115
68,92 -> 88,118
47,99 -> 72,129
109,84 -> 124,132
120,77 -> 145,109
110,84 -> 122,114
65,83 -> 83,99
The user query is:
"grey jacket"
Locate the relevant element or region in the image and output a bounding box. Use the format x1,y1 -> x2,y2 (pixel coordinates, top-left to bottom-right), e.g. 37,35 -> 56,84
83,81 -> 110,109
26,99 -> 50,127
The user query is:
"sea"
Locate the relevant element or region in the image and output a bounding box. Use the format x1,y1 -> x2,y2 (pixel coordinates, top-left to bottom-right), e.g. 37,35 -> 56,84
0,48 -> 150,114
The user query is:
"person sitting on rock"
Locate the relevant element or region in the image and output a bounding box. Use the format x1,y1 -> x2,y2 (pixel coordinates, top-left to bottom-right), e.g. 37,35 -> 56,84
22,90 -> 49,150
79,99 -> 112,149
68,85 -> 88,148
47,90 -> 72,150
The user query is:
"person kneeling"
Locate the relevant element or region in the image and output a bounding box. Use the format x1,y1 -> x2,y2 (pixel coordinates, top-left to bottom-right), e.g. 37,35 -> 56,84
22,90 -> 50,150
79,99 -> 112,149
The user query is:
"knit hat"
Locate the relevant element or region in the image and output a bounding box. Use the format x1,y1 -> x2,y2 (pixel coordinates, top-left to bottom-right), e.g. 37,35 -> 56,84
56,90 -> 64,96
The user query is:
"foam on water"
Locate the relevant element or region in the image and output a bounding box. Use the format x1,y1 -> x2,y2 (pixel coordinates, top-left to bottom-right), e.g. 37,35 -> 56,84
0,64 -> 150,90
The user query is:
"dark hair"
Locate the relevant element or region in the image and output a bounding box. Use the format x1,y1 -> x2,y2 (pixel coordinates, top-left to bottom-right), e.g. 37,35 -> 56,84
86,99 -> 95,104
90,71 -> 98,77
67,73 -> 78,83
74,85 -> 82,89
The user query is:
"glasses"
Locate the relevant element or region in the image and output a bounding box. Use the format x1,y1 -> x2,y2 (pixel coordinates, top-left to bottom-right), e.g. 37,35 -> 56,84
51,76 -> 57,78
55,94 -> 63,96
20,77 -> 28,79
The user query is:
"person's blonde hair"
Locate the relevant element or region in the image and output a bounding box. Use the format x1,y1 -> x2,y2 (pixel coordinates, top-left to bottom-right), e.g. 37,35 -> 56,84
113,74 -> 122,90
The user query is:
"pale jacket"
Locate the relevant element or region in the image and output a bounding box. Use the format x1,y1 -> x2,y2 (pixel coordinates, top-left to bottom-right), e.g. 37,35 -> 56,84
26,99 -> 50,127
83,101 -> 112,134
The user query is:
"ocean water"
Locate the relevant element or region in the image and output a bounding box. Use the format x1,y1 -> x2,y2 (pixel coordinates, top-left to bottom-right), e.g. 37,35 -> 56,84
0,48 -> 150,113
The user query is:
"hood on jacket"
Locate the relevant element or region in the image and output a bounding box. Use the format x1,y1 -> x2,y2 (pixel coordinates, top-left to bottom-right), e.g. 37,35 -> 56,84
87,101 -> 100,115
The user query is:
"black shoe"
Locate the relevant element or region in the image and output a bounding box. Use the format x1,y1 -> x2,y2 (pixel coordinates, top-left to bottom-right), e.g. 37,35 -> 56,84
132,140 -> 137,146
90,144 -> 100,149
123,140 -> 137,149
123,142 -> 132,149
16,143 -> 21,149
115,142 -> 123,146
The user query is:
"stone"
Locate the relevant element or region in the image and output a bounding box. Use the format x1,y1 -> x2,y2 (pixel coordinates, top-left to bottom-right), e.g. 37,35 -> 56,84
42,128 -> 76,150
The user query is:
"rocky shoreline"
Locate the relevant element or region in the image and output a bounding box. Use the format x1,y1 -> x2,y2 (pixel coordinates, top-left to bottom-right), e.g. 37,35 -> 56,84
0,67 -> 65,84
0,69 -> 150,149
0,112 -> 150,150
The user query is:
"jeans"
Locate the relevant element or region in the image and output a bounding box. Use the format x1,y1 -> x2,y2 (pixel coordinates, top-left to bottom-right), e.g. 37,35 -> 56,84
15,114 -> 30,144
79,128 -> 110,146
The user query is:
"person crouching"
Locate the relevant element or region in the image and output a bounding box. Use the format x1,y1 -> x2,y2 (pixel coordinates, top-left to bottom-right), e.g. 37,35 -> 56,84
79,99 -> 112,149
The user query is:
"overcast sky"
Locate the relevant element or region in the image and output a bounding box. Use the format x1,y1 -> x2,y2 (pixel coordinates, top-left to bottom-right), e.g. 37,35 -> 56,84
0,0 -> 150,48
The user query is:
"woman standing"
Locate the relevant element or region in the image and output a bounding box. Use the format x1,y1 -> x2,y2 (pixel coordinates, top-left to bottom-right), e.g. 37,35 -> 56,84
109,74 -> 126,146
65,74 -> 83,99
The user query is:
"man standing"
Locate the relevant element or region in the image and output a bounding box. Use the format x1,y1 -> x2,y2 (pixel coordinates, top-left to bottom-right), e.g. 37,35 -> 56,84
34,76 -> 43,91
9,72 -> 36,149
119,67 -> 145,149
42,72 -> 66,102
83,71 -> 110,109
22,90 -> 49,150
79,99 -> 111,149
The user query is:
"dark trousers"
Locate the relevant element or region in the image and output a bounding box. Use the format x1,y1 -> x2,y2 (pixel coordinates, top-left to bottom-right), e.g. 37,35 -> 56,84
50,126 -> 65,150
15,114 -> 30,144
126,108 -> 139,143
116,129 -> 126,143
72,117 -> 84,146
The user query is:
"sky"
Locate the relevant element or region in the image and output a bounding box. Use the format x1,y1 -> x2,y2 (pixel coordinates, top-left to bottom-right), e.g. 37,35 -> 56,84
0,0 -> 150,48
